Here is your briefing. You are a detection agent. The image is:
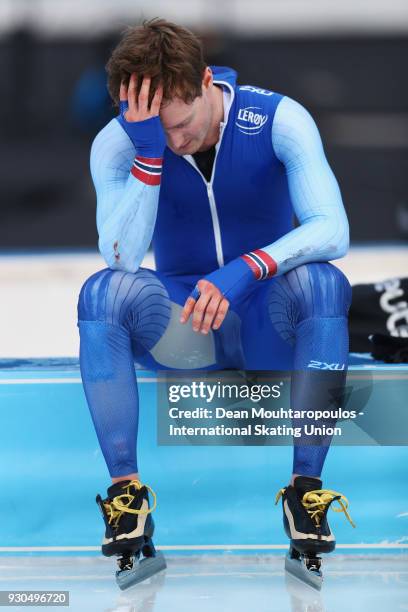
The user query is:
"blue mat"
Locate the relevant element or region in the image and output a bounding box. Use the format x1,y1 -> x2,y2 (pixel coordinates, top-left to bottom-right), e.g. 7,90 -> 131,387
0,357 -> 407,553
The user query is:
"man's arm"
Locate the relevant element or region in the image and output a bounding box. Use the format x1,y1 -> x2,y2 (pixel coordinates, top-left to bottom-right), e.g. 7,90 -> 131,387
91,122 -> 161,271
266,95 -> 349,273
92,75 -> 165,272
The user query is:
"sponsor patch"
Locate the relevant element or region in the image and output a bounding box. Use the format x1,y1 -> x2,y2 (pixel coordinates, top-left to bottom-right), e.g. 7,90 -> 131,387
236,106 -> 269,135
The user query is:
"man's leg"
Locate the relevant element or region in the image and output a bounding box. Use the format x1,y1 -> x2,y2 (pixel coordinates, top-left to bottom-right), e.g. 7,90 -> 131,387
269,262 -> 351,479
78,268 -> 170,482
240,261 -> 351,480
265,263 -> 354,585
78,266 -> 234,581
77,267 -> 220,482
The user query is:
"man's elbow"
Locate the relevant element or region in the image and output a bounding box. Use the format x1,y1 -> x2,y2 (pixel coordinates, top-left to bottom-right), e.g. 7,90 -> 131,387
98,239 -> 140,274
329,229 -> 350,260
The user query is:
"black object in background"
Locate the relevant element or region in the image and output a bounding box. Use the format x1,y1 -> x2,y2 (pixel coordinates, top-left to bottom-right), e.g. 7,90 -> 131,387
349,277 -> 408,352
369,334 -> 408,363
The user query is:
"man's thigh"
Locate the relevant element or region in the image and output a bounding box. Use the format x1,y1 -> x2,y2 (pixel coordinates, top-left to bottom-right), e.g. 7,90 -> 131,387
133,270 -> 241,370
237,278 -> 295,370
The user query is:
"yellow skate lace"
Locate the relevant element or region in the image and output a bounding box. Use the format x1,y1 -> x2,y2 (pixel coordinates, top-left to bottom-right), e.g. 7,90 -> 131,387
104,480 -> 157,529
275,487 -> 356,528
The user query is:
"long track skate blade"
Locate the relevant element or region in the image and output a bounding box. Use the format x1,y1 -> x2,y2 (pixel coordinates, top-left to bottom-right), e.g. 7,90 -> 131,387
116,552 -> 166,590
285,554 -> 322,591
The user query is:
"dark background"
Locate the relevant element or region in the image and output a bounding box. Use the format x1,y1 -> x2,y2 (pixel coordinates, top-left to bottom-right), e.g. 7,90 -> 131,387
1,29 -> 407,248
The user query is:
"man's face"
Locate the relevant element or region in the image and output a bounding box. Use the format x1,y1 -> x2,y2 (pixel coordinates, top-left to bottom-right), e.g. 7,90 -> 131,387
160,83 -> 213,156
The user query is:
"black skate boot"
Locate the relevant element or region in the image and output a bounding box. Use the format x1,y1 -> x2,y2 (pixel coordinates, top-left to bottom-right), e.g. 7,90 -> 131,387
96,479 -> 166,590
275,476 -> 355,590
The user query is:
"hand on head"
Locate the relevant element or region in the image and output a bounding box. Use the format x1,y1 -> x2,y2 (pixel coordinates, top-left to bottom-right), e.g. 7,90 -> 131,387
120,74 -> 163,123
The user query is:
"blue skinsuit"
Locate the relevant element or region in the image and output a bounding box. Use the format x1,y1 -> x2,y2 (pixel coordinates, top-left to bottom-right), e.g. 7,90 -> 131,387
78,67 -> 351,477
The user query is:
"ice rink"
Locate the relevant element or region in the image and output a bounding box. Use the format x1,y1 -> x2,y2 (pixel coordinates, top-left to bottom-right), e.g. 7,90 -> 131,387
1,555 -> 407,611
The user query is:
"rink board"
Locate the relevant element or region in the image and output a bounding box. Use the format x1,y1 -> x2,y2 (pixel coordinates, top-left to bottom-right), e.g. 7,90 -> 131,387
0,357 -> 407,552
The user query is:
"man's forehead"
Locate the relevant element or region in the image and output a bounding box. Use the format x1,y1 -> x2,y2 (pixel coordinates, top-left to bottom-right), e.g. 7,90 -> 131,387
160,96 -> 197,128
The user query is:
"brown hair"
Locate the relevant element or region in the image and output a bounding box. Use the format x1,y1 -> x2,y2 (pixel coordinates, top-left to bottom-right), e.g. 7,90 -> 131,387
106,18 -> 207,107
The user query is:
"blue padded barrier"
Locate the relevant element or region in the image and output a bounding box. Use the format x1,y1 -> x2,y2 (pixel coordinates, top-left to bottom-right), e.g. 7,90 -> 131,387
0,357 -> 407,554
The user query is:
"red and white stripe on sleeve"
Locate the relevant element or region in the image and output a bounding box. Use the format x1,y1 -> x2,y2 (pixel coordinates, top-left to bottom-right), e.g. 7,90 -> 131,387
241,249 -> 277,280
131,156 -> 163,186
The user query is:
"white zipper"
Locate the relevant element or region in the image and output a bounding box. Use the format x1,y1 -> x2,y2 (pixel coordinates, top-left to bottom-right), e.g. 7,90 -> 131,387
206,165 -> 224,267
185,80 -> 235,269
185,125 -> 225,268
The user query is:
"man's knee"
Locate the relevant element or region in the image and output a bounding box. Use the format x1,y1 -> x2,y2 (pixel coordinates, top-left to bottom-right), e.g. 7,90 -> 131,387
268,263 -> 351,339
77,268 -> 171,338
284,262 -> 351,320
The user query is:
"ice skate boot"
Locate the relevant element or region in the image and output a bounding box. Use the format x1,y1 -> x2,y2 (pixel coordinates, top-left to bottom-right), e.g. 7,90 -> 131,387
96,479 -> 166,590
275,476 -> 355,590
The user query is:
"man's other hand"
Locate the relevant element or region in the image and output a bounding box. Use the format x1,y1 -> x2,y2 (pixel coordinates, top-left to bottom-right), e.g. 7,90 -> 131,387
180,279 -> 229,333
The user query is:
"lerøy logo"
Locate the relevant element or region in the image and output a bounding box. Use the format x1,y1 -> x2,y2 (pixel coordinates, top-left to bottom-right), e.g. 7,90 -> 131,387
236,106 -> 268,135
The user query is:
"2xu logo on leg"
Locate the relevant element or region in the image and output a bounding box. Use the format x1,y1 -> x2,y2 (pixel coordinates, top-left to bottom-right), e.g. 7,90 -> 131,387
307,361 -> 346,370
